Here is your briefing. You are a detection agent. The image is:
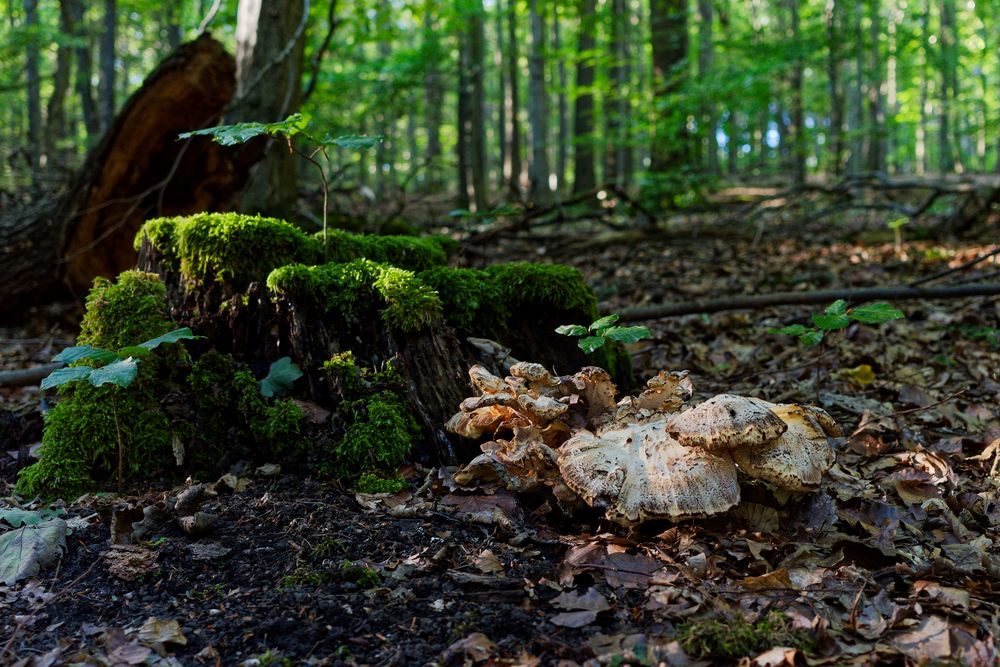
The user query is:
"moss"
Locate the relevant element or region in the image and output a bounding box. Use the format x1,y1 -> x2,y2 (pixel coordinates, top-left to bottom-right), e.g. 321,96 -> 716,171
318,230 -> 449,271
417,266 -> 508,336
177,212 -> 323,286
78,271 -> 172,351
485,262 -> 598,320
16,370 -> 172,498
323,390 -> 417,479
355,472 -> 408,494
267,259 -> 442,332
674,612 -> 815,659
186,351 -> 304,466
133,217 -> 181,270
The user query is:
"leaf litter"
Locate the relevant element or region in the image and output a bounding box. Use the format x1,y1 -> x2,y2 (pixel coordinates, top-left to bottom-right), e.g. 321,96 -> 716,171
1,233 -> 999,664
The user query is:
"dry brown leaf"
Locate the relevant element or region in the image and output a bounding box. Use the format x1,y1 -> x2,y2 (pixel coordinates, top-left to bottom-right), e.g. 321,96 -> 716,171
892,616 -> 951,662
739,568 -> 793,590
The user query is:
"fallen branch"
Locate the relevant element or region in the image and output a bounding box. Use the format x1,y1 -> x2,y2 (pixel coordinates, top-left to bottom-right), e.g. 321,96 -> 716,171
0,363 -> 61,387
609,283 -> 1000,321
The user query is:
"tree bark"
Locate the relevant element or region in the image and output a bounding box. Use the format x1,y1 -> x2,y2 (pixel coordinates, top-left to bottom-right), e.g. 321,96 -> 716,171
44,0 -> 75,167
846,0 -> 864,175
505,0 -> 523,199
99,0 -> 117,132
825,0 -> 844,175
649,0 -> 688,174
230,0 -> 307,217
423,5 -> 443,191
69,0 -> 99,141
23,0 -> 42,180
938,0 -> 957,173
552,5 -> 569,195
916,0 -> 930,175
572,0 -> 597,195
495,0 -> 506,193
866,0 -> 885,173
469,3 -> 488,211
0,36 -> 238,320
787,0 -> 805,186
605,0 -> 629,184
697,0 -> 718,176
528,0 -> 552,204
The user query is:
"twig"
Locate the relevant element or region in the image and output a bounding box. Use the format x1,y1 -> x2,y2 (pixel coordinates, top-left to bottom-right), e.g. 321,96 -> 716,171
610,283 -> 1000,321
909,247 -> 1000,287
884,389 -> 966,418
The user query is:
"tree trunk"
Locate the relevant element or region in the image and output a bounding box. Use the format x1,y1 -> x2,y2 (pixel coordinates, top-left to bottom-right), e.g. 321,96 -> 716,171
938,0 -> 957,173
885,5 -> 899,172
506,0 -> 523,199
457,26 -> 472,210
572,0 -> 597,195
495,0 -> 506,193
552,4 -> 568,194
916,0 -> 930,175
787,0 -> 805,186
865,0 -> 885,173
99,0 -> 117,132
24,0 -> 42,181
69,0 -> 99,141
697,0 -> 718,176
0,37 -> 238,320
605,0 -> 629,184
825,0 -> 844,175
846,0 -> 864,175
230,0 -> 307,217
44,0 -> 75,168
649,0 -> 688,174
528,0 -> 551,204
423,5 -> 443,191
164,4 -> 182,51
469,3 -> 488,211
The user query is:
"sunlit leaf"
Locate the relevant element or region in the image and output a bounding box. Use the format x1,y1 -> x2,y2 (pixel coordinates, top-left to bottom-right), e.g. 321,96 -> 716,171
849,302 -> 904,324
260,357 -> 303,398
88,358 -> 139,387
40,366 -> 94,390
799,330 -> 825,347
588,314 -> 620,331
603,325 -> 651,344
578,336 -> 607,353
52,345 -> 117,365
138,327 -> 201,350
555,324 -> 588,337
322,134 -> 384,149
812,312 -> 850,331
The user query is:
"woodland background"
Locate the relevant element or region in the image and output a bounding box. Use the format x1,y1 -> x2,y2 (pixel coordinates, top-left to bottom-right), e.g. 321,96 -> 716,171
0,0 -> 997,220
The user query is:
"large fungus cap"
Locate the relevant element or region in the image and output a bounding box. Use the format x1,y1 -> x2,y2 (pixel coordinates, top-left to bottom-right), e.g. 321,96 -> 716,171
468,365 -> 507,394
666,394 -> 787,452
557,421 -> 740,525
731,403 -> 838,492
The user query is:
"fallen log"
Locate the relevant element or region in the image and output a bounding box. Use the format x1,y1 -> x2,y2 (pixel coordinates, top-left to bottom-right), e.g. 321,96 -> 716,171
0,35 -> 238,320
610,283 -> 1000,321
0,364 -> 62,388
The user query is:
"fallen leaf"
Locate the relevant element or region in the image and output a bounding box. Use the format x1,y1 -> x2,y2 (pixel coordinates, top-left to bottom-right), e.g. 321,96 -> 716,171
752,646 -> 800,666
441,632 -> 495,663
0,518 -> 67,585
550,610 -> 599,628
188,542 -> 232,562
137,617 -> 187,647
739,568 -> 793,590
474,549 -> 504,575
892,616 -> 951,661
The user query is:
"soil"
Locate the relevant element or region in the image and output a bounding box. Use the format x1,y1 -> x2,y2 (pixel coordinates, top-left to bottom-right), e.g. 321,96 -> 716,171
2,222 -> 1000,666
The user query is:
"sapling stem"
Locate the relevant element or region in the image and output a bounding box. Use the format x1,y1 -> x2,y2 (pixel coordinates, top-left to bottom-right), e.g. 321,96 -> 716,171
111,388 -> 124,493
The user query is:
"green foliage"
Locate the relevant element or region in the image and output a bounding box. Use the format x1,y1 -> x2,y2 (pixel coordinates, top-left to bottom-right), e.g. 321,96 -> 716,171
178,112 -> 381,152
78,271 -> 172,350
320,229 -> 449,271
267,259 -> 442,332
674,611 -> 814,658
485,262 -> 598,320
355,472 -> 408,494
556,314 -> 651,353
328,391 -> 418,479
769,300 -> 905,347
259,357 -> 303,398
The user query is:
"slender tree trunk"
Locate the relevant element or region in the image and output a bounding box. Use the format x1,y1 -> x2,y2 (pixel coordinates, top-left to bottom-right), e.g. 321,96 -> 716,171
605,0 -> 629,184
787,0 -> 805,186
506,0 -> 522,199
495,0 -> 506,193
866,0 -> 885,173
24,0 -> 42,180
457,20 -> 472,209
99,0 -> 117,132
572,0 -> 597,194
846,0 -> 864,175
916,0 -> 930,175
552,5 -> 568,194
649,0 -> 688,174
938,0 -> 955,173
826,0 -> 844,175
69,0 -> 99,141
469,3 -> 488,210
885,5 -> 899,172
697,0 -> 718,176
528,0 -> 551,204
164,4 -> 182,51
376,23 -> 394,199
231,0 -> 307,217
423,6 -> 443,191
44,0 -> 75,167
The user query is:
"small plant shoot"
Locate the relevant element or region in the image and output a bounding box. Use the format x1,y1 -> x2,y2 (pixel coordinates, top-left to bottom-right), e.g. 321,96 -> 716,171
259,357 -> 303,398
178,113 -> 382,255
769,300 -> 904,347
557,314 -> 651,353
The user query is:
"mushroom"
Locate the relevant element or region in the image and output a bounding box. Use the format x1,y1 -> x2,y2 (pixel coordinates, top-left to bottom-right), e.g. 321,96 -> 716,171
730,402 -> 839,492
558,420 -> 740,525
666,393 -> 787,451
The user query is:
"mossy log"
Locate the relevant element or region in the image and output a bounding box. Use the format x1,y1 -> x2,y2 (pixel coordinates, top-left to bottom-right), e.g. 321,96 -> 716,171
0,35 -> 238,320
136,213 -> 631,465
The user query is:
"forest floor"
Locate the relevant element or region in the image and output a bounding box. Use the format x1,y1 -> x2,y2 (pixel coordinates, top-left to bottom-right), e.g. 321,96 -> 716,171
1,217 -> 1000,666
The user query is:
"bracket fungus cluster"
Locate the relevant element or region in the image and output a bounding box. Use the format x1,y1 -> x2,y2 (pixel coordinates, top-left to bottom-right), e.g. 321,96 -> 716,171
447,363 -> 840,526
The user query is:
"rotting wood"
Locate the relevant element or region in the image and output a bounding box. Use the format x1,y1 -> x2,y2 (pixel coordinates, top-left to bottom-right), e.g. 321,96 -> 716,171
609,283 -> 1000,321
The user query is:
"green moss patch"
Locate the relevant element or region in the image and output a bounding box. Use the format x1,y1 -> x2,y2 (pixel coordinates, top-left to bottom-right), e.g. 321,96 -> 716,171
485,262 -> 598,320
267,259 -> 442,332
674,612 -> 815,659
78,271 -> 172,351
